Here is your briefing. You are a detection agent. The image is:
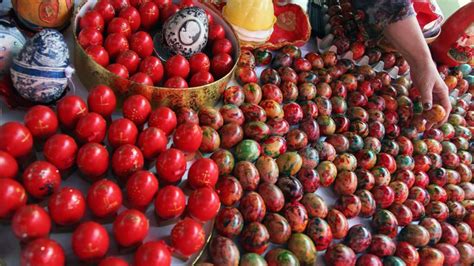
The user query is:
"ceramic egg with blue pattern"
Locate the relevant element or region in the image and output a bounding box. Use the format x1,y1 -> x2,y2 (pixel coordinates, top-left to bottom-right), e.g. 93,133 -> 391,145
10,29 -> 70,104
163,7 -> 209,58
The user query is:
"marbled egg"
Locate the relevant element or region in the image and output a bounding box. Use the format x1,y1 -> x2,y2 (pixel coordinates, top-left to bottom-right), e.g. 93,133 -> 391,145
11,29 -> 70,103
306,217 -> 333,251
209,236 -> 240,266
163,7 -> 209,57
264,248 -> 300,266
240,253 -> 268,266
240,222 -> 270,254
215,207 -> 244,238
288,233 -> 316,265
263,213 -> 291,244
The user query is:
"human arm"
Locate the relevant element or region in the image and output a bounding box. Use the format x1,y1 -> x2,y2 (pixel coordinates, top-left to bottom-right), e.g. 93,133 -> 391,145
354,0 -> 451,126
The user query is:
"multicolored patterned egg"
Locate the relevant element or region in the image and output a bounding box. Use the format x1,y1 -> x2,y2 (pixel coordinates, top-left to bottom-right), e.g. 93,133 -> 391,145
355,168 -> 375,190
280,81 -> 299,102
398,224 -> 430,248
388,203 -> 413,226
240,222 -> 270,254
199,106 -> 224,130
264,248 -> 299,266
257,182 -> 284,212
240,253 -> 268,266
335,194 -> 361,218
418,247 -> 445,266
243,121 -> 270,142
324,244 -> 356,266
239,192 -> 266,222
345,224 -> 372,253
243,82 -> 262,104
334,170 -> 358,195
259,100 -> 284,120
215,207 -> 244,238
276,152 -> 303,176
260,68 -> 281,86
234,139 -> 261,162
219,123 -> 244,149
356,254 -> 383,266
317,115 -> 336,135
426,201 -> 449,222
333,153 -> 357,172
301,193 -> 328,218
283,202 -> 308,233
220,104 -> 245,125
326,209 -> 349,239
325,135 -> 349,155
279,66 -> 298,84
261,136 -> 287,158
200,126 -> 221,153
296,168 -> 320,193
440,222 -> 460,245
355,189 -> 376,218
369,234 -> 396,257
224,86 -> 245,106
215,176 -> 242,206
286,129 -> 308,151
298,83 -> 316,101
211,149 -> 235,176
255,156 -> 279,184
263,213 -> 291,245
316,161 -> 337,187
238,50 -> 256,69
234,161 -> 260,191
262,84 -> 283,103
267,118 -> 290,136
300,118 -> 321,142
306,217 -> 333,251
209,236 -> 240,266
395,241 -> 419,266
240,103 -> 267,122
254,48 -> 272,66
288,233 -> 316,265
276,176 -> 304,202
383,256 -> 407,266
372,209 -> 398,238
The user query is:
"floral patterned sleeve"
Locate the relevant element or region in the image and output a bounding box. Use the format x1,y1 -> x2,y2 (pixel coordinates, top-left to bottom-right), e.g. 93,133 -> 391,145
354,0 -> 416,38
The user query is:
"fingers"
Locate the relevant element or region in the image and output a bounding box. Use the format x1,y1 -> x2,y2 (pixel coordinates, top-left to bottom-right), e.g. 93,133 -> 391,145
418,83 -> 433,111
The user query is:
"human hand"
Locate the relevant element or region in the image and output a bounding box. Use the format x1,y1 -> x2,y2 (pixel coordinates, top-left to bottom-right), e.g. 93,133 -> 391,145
411,61 -> 452,127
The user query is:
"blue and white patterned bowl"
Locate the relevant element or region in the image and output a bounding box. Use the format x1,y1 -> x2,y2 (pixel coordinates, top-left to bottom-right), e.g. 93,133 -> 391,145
0,20 -> 26,76
10,29 -> 70,104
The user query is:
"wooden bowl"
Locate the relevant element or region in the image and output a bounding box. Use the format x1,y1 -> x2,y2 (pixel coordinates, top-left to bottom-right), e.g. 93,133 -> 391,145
73,0 -> 240,110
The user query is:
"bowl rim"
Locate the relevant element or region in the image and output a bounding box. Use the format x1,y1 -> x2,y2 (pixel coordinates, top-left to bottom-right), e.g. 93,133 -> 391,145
72,0 -> 241,92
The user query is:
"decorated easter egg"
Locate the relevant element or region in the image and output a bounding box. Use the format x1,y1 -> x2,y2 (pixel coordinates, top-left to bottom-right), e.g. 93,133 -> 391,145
12,0 -> 74,31
0,22 -> 26,76
163,7 -> 209,58
264,248 -> 299,266
11,29 -> 70,104
209,236 -> 240,266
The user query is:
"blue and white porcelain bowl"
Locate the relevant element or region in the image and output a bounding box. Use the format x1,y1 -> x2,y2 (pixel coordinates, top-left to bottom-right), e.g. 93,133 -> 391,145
0,20 -> 26,76
10,29 -> 70,103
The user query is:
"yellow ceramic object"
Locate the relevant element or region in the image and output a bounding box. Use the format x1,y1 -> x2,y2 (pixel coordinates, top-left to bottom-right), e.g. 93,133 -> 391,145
222,0 -> 276,31
12,0 -> 74,31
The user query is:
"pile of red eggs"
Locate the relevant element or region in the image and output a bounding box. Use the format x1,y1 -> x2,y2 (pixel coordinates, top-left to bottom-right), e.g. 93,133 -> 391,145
77,0 -> 235,88
0,84 -> 225,265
